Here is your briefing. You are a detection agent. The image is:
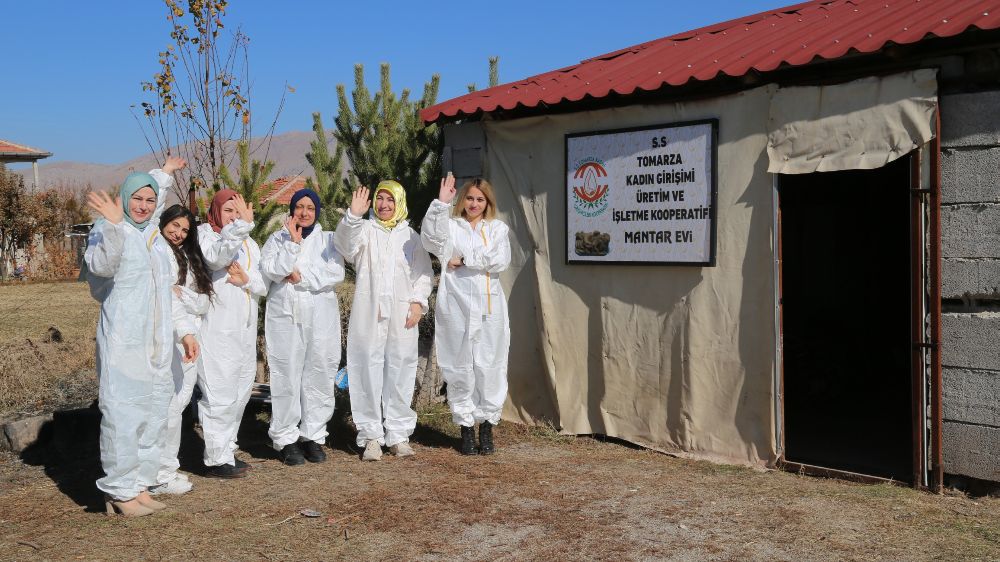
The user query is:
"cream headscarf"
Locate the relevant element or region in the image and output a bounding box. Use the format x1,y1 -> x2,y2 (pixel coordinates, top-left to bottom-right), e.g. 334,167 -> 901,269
371,180 -> 408,230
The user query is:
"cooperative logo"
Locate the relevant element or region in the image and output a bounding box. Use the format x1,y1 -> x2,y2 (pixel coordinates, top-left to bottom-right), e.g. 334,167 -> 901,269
571,159 -> 609,217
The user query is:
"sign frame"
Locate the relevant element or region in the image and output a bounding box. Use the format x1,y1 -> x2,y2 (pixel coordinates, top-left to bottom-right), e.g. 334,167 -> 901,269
564,118 -> 719,267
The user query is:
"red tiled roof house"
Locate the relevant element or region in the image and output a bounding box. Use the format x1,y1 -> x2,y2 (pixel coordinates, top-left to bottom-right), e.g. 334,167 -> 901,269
0,139 -> 52,191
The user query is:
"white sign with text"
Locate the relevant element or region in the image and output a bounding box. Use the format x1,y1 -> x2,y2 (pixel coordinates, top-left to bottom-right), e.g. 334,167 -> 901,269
566,120 -> 716,265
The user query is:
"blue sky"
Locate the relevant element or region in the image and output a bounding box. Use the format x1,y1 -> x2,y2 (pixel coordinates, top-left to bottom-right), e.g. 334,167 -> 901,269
2,0 -> 783,165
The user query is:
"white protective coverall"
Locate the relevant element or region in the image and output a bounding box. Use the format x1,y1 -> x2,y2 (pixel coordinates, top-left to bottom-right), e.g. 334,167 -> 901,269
260,223 -> 345,448
151,232 -> 210,485
334,210 -> 433,447
85,170 -> 176,501
197,219 -> 266,467
420,199 -> 512,427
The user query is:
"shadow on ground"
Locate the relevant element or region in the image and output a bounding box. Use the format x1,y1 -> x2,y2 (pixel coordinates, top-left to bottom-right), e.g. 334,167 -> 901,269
18,392 -> 460,507
19,403 -> 104,512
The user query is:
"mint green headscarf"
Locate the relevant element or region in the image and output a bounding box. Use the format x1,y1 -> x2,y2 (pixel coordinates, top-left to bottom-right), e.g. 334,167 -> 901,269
119,172 -> 159,229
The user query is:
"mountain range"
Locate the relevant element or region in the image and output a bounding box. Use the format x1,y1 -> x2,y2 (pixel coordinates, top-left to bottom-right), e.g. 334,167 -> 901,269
14,130 -> 328,192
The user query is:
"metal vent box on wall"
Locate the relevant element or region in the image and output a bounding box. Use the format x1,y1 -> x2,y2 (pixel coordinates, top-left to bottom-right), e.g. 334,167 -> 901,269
442,122 -> 485,177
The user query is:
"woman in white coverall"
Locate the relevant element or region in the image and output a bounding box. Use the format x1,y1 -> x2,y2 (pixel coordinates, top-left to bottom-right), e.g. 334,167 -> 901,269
334,181 -> 432,461
197,189 -> 266,478
261,189 -> 345,465
421,176 -> 511,455
85,158 -> 199,517
149,204 -> 216,495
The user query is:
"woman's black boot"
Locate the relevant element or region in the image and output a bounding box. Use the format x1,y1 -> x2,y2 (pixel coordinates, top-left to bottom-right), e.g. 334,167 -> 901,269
479,422 -> 495,455
461,425 -> 478,455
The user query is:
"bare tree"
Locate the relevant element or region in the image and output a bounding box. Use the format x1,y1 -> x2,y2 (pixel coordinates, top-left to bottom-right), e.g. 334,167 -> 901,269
132,0 -> 284,206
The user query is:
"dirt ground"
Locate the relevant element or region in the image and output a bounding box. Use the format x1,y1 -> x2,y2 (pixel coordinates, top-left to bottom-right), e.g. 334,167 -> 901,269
1,402 -> 999,561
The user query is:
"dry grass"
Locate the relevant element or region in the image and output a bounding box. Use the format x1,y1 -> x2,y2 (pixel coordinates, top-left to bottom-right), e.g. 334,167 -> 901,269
0,340 -> 96,421
0,281 -> 97,420
0,280 -> 96,344
0,404 -> 998,560
2,284 -> 1000,559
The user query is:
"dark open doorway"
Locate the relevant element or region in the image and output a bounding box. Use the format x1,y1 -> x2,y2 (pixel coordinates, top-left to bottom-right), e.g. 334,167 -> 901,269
779,155 -> 914,482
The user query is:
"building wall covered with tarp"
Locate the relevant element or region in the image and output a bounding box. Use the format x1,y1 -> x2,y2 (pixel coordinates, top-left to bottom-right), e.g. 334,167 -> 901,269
487,85 -> 777,466
483,71 -> 937,467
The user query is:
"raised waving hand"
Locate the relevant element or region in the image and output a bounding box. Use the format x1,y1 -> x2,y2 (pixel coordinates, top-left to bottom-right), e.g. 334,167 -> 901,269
438,173 -> 456,204
87,191 -> 124,224
350,185 -> 371,217
232,194 -> 254,223
162,155 -> 187,175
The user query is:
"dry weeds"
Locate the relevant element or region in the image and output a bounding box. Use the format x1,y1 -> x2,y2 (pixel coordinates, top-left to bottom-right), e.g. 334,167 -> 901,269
0,406 -> 997,560
0,281 -> 97,420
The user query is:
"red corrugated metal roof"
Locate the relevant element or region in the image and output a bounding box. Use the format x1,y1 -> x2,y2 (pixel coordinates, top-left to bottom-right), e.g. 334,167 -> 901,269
0,139 -> 52,158
259,175 -> 307,205
422,0 -> 1000,124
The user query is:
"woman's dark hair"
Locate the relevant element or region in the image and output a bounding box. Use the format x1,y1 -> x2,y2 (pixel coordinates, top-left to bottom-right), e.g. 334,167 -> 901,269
159,205 -> 215,300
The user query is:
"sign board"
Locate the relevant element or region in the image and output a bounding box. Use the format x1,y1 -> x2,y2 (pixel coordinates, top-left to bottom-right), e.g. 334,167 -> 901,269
565,120 -> 717,265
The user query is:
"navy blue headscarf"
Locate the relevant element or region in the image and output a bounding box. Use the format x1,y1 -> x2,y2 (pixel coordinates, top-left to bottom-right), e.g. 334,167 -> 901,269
288,189 -> 321,239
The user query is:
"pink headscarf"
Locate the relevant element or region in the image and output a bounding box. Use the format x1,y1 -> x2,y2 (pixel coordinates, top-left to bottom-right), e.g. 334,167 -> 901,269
207,189 -> 239,233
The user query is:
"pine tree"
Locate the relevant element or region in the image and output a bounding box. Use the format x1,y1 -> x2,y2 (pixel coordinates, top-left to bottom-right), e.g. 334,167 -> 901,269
333,63 -> 440,227
489,56 -> 500,88
305,112 -> 349,229
467,56 -> 500,93
217,141 -> 280,245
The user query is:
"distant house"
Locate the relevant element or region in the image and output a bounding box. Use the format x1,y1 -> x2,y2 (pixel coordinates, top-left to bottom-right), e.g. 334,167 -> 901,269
256,175 -> 308,231
259,175 -> 307,206
0,139 -> 52,190
1,140 -> 53,279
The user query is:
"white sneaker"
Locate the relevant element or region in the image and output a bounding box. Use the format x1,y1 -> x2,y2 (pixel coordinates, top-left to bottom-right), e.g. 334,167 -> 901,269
174,472 -> 190,482
362,440 -> 383,462
389,442 -> 415,457
149,477 -> 193,496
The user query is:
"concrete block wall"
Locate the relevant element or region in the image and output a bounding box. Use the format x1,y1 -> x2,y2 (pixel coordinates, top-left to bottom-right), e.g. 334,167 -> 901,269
940,89 -> 1000,482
